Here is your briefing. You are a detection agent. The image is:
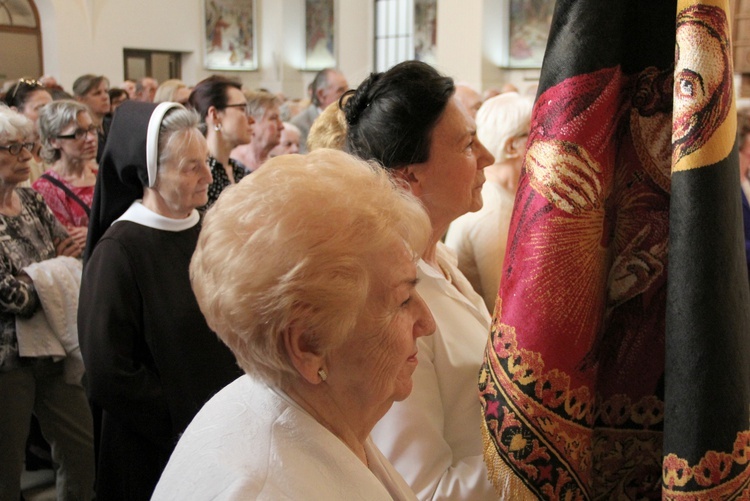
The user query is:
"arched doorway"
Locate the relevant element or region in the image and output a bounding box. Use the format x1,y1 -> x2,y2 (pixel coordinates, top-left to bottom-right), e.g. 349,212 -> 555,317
0,0 -> 43,83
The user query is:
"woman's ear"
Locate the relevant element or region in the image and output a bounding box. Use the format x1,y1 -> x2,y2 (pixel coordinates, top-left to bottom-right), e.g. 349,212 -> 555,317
392,166 -> 423,197
206,106 -> 221,127
503,136 -> 520,159
282,321 -> 325,385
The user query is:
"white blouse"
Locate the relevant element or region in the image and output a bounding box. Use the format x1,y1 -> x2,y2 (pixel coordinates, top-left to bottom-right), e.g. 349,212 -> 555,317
153,375 -> 417,500
371,242 -> 498,500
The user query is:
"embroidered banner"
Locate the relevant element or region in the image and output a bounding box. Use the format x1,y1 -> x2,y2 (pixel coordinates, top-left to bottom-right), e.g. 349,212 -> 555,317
664,0 -> 750,499
479,0 -> 750,498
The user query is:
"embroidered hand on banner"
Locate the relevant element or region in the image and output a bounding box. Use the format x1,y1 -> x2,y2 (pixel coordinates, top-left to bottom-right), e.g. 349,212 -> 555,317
525,139 -> 603,215
607,225 -> 667,308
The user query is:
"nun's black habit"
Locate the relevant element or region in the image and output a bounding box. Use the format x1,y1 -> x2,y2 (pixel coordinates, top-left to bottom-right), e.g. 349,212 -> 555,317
78,101 -> 242,500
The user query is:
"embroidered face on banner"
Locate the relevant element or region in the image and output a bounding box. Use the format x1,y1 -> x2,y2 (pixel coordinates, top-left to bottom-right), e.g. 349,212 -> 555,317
672,2 -> 735,170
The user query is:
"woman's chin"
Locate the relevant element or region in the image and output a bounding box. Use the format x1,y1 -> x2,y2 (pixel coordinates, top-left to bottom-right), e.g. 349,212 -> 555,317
390,376 -> 415,403
195,194 -> 209,209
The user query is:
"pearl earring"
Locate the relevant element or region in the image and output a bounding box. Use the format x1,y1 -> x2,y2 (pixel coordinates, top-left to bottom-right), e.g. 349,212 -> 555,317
214,123 -> 222,132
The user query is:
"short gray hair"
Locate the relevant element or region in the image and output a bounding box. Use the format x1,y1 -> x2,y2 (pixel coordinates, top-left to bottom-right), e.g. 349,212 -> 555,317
0,105 -> 34,144
245,90 -> 281,120
476,92 -> 532,163
157,106 -> 202,171
190,148 -> 431,386
38,100 -> 90,164
311,68 -> 338,107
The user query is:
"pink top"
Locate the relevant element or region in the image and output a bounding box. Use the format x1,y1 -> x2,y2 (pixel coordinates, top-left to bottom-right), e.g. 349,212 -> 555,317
32,169 -> 97,228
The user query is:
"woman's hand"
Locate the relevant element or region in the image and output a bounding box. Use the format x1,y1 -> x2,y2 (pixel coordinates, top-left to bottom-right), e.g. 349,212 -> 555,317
54,236 -> 82,258
66,226 -> 88,250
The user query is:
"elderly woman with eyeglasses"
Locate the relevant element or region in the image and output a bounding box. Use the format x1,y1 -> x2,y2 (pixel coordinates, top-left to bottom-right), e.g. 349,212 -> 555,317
187,75 -> 254,208
3,78 -> 54,184
0,106 -> 93,500
33,100 -> 98,250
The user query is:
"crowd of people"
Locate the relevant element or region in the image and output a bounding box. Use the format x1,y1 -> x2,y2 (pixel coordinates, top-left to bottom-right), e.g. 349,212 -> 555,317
2,62 -> 746,501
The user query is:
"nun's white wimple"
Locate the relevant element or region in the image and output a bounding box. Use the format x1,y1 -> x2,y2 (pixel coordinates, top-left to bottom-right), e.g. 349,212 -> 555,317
146,102 -> 182,187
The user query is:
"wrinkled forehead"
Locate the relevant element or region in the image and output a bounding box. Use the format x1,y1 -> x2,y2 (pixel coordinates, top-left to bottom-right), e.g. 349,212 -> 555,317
162,127 -> 207,163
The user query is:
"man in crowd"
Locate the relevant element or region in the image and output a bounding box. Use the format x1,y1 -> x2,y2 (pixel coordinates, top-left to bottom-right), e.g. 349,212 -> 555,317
135,77 -> 158,102
292,68 -> 348,153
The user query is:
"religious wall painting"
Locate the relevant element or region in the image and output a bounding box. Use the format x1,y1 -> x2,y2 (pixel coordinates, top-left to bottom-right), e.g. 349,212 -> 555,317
305,0 -> 335,70
506,0 -> 554,68
204,0 -> 257,71
414,0 -> 437,66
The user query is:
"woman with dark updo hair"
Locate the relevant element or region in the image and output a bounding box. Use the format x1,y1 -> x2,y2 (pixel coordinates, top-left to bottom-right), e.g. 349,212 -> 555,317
344,60 -> 499,500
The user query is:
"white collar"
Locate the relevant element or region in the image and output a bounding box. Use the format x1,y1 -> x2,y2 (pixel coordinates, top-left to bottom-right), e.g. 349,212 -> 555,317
114,200 -> 199,232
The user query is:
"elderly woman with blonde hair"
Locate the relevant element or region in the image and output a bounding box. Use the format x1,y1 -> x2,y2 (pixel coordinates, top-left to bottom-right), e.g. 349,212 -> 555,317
153,79 -> 191,105
153,149 -> 436,500
445,92 -> 533,312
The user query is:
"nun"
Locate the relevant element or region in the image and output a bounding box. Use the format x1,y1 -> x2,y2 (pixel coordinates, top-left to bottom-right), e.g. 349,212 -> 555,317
77,101 -> 243,500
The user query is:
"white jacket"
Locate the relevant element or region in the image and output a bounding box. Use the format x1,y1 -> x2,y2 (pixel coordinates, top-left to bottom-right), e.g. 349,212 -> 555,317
153,375 -> 418,501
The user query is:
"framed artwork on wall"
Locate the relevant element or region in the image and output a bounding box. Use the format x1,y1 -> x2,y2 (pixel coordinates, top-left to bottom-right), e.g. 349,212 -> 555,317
414,0 -> 437,66
203,0 -> 257,71
305,0 -> 335,70
505,0 -> 554,68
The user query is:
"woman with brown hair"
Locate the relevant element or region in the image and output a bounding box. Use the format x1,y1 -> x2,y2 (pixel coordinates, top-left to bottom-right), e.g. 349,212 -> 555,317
187,76 -> 254,208
72,74 -> 111,163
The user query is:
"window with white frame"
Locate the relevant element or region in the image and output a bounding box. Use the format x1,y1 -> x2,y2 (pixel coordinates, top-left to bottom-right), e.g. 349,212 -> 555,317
375,0 -> 414,72
375,0 -> 437,72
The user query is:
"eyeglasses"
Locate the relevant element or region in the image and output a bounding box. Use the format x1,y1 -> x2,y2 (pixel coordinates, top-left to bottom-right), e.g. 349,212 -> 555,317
224,103 -> 249,115
0,142 -> 35,156
56,125 -> 98,140
9,78 -> 44,101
